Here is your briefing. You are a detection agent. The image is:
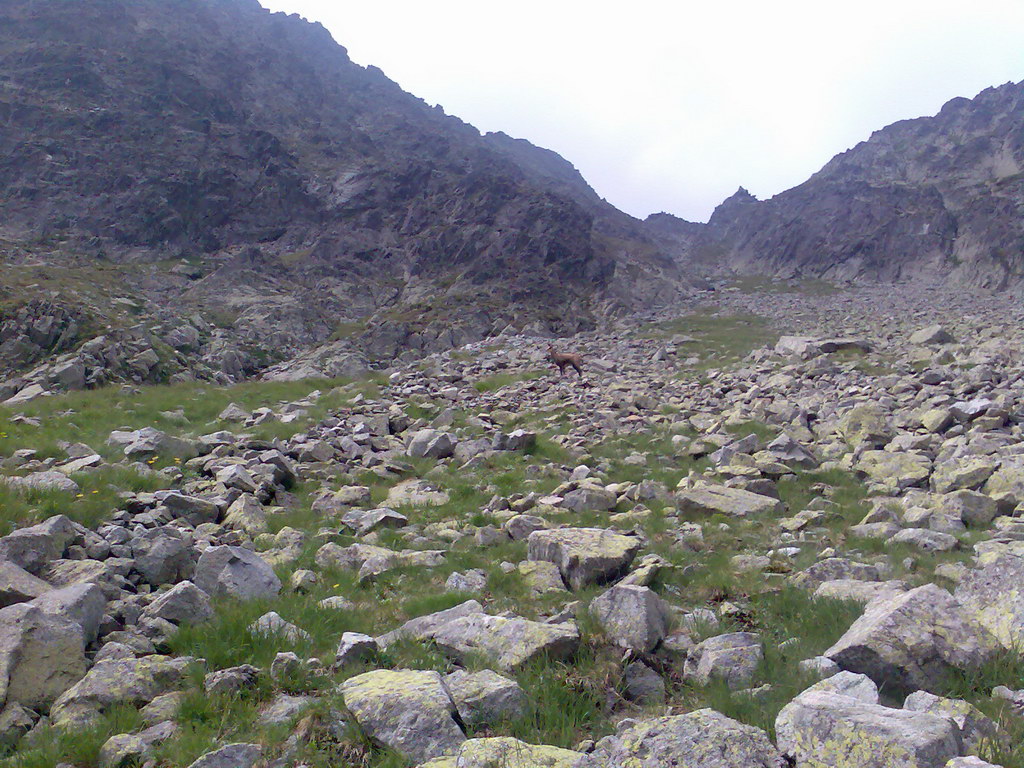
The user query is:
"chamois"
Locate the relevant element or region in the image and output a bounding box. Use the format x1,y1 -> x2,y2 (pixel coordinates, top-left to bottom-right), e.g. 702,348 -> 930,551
547,345 -> 584,379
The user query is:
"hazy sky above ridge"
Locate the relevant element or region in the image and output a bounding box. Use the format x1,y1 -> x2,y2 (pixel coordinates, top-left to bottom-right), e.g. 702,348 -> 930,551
258,0 -> 1024,222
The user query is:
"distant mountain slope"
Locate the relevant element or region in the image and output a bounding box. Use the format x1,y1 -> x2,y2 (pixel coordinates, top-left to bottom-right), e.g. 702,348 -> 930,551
0,0 -> 685,392
696,82 -> 1024,287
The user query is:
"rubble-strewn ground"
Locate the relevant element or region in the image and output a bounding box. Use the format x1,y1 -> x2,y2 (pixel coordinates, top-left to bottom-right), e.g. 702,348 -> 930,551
2,279 -> 1024,768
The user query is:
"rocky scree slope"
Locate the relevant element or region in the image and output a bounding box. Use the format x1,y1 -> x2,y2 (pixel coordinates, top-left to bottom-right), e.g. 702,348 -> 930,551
0,0 -> 686,397
2,282 -> 1024,766
650,80 -> 1024,289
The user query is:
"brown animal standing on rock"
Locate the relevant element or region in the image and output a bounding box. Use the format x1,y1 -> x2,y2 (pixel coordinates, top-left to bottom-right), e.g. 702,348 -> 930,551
547,345 -> 584,379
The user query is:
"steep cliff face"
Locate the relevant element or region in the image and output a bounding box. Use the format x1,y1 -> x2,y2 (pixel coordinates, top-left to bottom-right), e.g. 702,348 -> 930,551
0,0 -> 683,388
697,82 -> 1024,288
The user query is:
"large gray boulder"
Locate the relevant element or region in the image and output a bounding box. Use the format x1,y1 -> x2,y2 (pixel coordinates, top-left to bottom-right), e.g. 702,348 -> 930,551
903,691 -> 998,753
776,683 -> 962,768
131,527 -> 194,586
589,585 -> 669,653
954,554 -> 1024,649
445,669 -> 527,727
574,709 -> 785,768
431,613 -> 579,671
420,738 -> 583,768
676,483 -> 785,517
194,546 -> 280,601
0,562 -> 51,607
0,515 -> 76,574
825,584 -> 1000,696
684,632 -> 763,690
50,655 -> 193,729
31,583 -> 106,646
0,603 -> 87,710
341,669 -> 465,763
406,429 -> 456,459
142,581 -> 214,626
185,743 -> 261,768
527,528 -> 641,590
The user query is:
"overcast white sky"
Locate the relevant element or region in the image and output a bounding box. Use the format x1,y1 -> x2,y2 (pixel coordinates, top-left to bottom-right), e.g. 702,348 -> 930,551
259,0 -> 1024,222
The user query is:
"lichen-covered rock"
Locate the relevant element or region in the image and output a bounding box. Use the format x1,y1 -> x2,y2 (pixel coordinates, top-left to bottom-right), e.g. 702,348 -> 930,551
420,737 -> 583,768
445,669 -> 527,727
431,613 -> 579,671
838,405 -> 892,448
376,599 -> 485,647
775,688 -> 962,768
684,632 -> 763,690
142,581 -> 213,626
932,461 -> 999,494
517,561 -> 567,594
98,721 -> 176,768
676,482 -> 785,517
857,451 -> 932,491
825,584 -> 1000,696
588,585 -> 669,653
194,546 -> 280,601
527,528 -> 641,590
341,669 -> 465,763
185,743 -> 261,768
385,479 -> 451,507
954,554 -> 1024,649
0,603 -> 87,710
791,557 -> 881,590
574,709 -> 785,768
561,485 -> 617,513
903,691 -> 997,753
222,494 -> 267,536
50,655 -> 193,729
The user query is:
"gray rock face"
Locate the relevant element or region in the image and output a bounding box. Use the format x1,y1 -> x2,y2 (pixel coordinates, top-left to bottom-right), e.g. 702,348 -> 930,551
407,429 -> 456,459
527,528 -> 641,590
123,428 -> 198,460
131,527 -> 194,586
575,709 -> 786,768
588,585 -> 669,653
0,603 -> 87,709
954,554 -> 1024,648
0,515 -> 76,574
903,691 -> 997,753
341,669 -> 465,763
4,471 -> 80,494
825,584 -> 1000,696
431,613 -> 580,671
185,743 -> 261,768
684,632 -> 763,690
194,546 -> 281,601
776,688 -> 962,768
561,486 -> 618,513
676,483 -> 785,517
0,562 -> 51,608
50,655 -> 193,728
31,583 -> 107,646
445,669 -> 527,727
142,581 -> 213,626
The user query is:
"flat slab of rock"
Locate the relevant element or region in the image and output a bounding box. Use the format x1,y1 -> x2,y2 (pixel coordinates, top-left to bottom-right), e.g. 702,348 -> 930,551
576,709 -> 785,768
431,613 -> 579,671
825,584 -> 999,696
185,743 -> 261,768
527,528 -> 641,590
676,483 -> 785,518
419,737 -> 583,768
341,669 -> 465,763
776,688 -> 961,768
376,599 -> 485,648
